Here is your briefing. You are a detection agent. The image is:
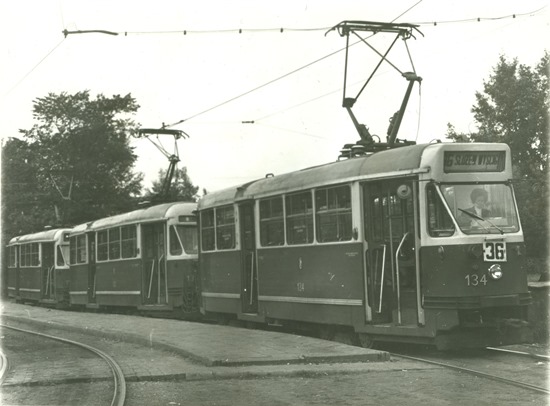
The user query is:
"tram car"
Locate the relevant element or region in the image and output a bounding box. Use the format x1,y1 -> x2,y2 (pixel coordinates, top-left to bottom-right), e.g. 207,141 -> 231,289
6,228 -> 71,307
68,202 -> 199,316
197,142 -> 532,349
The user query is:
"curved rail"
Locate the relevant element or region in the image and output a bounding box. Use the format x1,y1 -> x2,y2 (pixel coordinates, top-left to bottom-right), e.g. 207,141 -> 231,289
0,324 -> 126,406
486,346 -> 550,362
392,352 -> 550,395
0,349 -> 8,386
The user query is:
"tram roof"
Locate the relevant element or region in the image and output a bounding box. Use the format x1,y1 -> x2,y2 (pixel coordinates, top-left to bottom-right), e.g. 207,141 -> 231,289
70,202 -> 197,234
8,228 -> 71,245
199,143 -> 431,209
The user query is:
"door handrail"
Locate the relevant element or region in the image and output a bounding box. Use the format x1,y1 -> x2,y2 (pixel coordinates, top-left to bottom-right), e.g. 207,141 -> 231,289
45,265 -> 54,297
395,232 -> 411,325
147,260 -> 155,299
93,273 -> 96,298
159,253 -> 168,304
249,252 -> 255,306
378,244 -> 387,314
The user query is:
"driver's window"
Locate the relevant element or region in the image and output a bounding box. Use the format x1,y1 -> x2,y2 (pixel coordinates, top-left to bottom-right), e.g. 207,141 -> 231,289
427,183 -> 455,237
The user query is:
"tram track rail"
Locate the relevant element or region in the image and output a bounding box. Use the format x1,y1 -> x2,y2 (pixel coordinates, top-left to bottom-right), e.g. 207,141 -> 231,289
0,323 -> 126,406
391,351 -> 550,396
0,348 -> 8,386
486,346 -> 550,362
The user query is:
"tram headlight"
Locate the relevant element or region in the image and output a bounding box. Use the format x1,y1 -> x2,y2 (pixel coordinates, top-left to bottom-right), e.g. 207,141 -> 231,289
488,264 -> 503,280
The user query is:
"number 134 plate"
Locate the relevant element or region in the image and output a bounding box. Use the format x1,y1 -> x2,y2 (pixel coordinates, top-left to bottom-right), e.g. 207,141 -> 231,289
483,241 -> 507,262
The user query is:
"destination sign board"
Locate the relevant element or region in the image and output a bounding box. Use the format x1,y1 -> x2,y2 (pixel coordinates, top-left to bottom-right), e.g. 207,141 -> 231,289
444,151 -> 505,173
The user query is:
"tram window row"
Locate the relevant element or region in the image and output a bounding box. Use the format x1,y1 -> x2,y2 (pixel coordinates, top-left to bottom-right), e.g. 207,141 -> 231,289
201,184 -> 353,251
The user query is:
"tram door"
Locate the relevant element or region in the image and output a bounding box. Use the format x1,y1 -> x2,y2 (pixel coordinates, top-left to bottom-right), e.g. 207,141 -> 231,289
87,233 -> 97,303
363,178 -> 419,325
142,223 -> 167,305
42,243 -> 55,299
239,202 -> 258,314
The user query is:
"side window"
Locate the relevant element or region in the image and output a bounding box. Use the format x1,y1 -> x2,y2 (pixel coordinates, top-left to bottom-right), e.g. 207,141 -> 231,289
259,197 -> 284,246
316,185 -> 352,242
20,244 -> 27,267
427,183 -> 455,237
70,237 -> 76,264
109,228 -> 121,260
286,191 -> 313,245
97,231 -> 108,261
70,235 -> 88,264
21,243 -> 40,266
8,246 -> 17,267
121,225 -> 137,258
216,206 -> 235,250
201,209 -> 215,251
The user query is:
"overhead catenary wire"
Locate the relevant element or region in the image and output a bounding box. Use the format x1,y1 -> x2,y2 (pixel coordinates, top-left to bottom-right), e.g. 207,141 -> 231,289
56,4 -> 545,133
163,5 -> 544,129
78,5 -> 545,36
2,38 -> 65,98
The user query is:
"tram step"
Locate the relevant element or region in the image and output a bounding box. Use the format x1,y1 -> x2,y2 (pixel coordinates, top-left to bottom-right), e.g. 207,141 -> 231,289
86,303 -> 100,309
138,304 -> 174,312
238,312 -> 266,323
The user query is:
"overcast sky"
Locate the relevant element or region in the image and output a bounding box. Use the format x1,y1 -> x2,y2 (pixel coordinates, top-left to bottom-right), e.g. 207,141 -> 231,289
1,1 -> 548,193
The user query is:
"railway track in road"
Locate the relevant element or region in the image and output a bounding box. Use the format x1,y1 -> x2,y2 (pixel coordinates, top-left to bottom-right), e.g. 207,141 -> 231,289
0,324 -> 126,406
0,348 -> 8,386
486,346 -> 550,362
391,350 -> 550,396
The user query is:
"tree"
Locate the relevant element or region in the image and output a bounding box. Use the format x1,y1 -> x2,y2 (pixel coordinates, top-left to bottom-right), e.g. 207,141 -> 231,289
1,137 -> 50,236
144,167 -> 199,203
447,52 -> 549,261
5,91 -> 144,230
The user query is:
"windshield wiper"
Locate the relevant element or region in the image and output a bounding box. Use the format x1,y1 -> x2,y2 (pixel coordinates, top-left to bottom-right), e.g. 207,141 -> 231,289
458,208 -> 504,235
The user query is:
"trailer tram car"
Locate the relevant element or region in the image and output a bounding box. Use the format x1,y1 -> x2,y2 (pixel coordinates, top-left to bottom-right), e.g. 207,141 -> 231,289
7,228 -> 71,307
198,142 -> 532,349
68,202 -> 199,316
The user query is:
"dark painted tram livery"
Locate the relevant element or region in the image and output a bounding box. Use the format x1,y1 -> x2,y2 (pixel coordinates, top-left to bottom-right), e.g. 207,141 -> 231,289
7,228 -> 71,306
198,143 -> 531,348
68,202 -> 199,314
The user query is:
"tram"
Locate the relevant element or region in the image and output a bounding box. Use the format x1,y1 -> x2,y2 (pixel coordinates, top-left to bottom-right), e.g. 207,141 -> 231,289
68,202 -> 199,316
197,142 -> 531,348
6,228 -> 71,306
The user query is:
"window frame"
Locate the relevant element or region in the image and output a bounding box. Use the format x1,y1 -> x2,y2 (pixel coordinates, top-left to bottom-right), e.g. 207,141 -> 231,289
216,205 -> 236,250
259,196 -> 285,247
70,234 -> 88,265
121,225 -> 138,259
285,190 -> 314,246
20,242 -> 40,267
8,246 -> 17,268
315,184 -> 353,243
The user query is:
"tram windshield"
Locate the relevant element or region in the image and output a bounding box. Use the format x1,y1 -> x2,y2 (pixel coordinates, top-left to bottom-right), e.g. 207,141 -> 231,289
57,245 -> 69,266
438,183 -> 519,235
170,225 -> 198,255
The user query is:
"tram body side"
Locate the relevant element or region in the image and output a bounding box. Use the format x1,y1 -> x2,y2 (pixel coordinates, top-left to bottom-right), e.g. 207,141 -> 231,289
6,229 -> 71,306
198,143 -> 532,348
67,202 -> 200,315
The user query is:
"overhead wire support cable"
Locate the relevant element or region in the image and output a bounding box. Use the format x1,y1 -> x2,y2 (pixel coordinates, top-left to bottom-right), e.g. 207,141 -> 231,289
3,38 -> 65,98
163,44 -> 347,128
62,29 -> 119,37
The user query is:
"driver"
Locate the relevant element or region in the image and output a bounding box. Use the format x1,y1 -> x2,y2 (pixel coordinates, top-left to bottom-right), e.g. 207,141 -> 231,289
459,188 -> 491,226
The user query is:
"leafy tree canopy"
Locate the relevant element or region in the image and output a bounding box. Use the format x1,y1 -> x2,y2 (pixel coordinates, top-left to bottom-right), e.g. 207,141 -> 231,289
3,91 -> 144,234
447,52 -> 549,260
144,166 -> 199,204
